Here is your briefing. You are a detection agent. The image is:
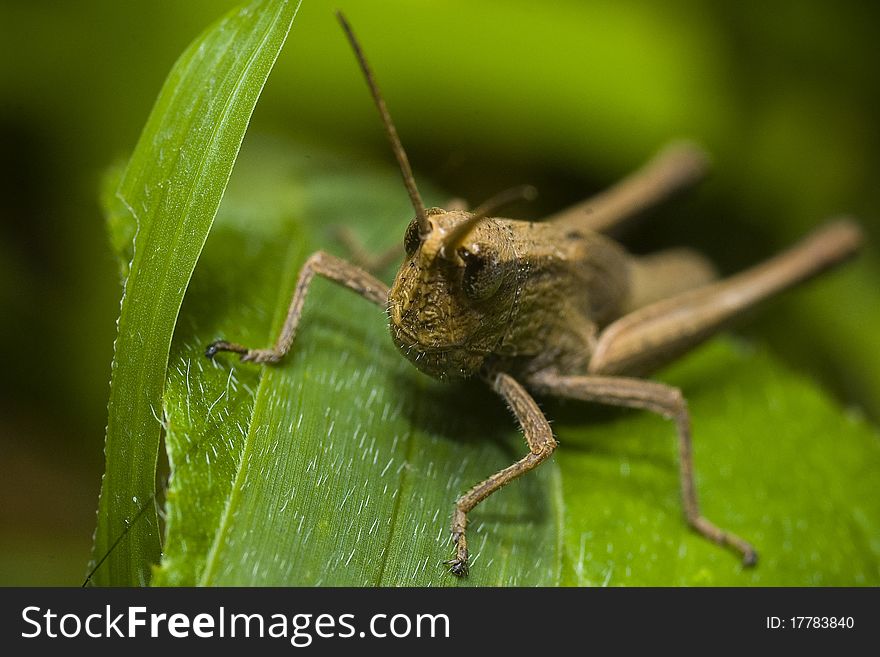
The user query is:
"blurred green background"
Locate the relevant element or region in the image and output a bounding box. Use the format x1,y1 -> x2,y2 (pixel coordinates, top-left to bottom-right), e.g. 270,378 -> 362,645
1,0 -> 877,585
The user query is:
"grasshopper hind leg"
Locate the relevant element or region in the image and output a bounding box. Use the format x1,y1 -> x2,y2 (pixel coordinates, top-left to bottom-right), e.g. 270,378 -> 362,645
527,372 -> 758,567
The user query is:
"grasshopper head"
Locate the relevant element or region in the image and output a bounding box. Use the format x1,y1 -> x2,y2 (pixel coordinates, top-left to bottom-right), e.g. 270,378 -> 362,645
388,208 -> 519,380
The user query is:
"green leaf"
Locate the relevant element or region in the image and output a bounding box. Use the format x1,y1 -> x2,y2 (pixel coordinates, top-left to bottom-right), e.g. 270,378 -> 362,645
153,138 -> 879,586
90,0 -> 300,587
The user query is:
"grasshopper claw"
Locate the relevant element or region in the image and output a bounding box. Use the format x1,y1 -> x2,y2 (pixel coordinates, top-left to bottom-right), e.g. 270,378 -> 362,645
444,557 -> 469,578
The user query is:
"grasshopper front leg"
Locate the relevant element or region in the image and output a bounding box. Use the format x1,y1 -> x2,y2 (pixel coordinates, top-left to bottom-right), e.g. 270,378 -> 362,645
206,250 -> 388,363
447,371 -> 558,576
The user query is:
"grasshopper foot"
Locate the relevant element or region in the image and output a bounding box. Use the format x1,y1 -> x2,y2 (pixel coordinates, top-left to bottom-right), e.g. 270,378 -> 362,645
206,340 -> 284,364
689,515 -> 758,568
446,512 -> 469,577
741,547 -> 759,568
444,555 -> 469,578
205,340 -> 248,360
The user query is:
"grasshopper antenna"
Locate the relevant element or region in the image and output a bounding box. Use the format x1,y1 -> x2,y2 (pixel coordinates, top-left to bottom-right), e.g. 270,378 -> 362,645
336,11 -> 430,238
440,185 -> 538,259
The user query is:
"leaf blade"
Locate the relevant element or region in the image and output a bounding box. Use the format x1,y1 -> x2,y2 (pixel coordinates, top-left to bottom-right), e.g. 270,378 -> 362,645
91,0 -> 300,586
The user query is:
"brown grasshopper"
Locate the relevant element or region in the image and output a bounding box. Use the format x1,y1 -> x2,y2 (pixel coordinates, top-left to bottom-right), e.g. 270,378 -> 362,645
206,13 -> 863,577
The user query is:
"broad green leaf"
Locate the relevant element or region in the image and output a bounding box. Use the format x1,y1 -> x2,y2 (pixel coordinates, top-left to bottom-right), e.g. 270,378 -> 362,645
90,0 -> 300,586
153,138 -> 879,586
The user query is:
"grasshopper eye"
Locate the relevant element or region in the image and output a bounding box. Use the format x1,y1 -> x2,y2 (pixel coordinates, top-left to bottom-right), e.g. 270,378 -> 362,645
404,219 -> 421,255
458,247 -> 502,301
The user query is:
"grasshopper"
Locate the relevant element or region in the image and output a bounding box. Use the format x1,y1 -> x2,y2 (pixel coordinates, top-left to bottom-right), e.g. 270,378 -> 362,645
206,13 -> 863,576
